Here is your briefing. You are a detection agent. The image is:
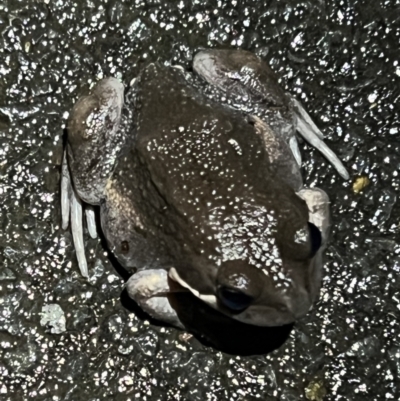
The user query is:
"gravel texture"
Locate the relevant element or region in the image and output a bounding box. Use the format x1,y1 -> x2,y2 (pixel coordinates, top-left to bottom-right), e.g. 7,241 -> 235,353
0,0 -> 399,400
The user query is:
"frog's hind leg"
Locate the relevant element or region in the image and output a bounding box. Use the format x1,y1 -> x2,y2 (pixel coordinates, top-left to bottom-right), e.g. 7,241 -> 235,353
126,269 -> 186,329
62,77 -> 127,277
193,49 -> 349,180
292,98 -> 349,180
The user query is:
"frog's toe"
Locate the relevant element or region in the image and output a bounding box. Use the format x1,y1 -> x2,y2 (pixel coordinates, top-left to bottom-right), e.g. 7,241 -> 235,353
61,149 -> 89,278
293,98 -> 350,180
293,98 -> 325,140
61,149 -> 71,230
126,269 -> 185,329
85,206 -> 97,239
70,187 -> 89,278
289,136 -> 302,167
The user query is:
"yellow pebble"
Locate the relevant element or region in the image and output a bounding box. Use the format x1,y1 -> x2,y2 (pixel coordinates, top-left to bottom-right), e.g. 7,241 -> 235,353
352,176 -> 370,194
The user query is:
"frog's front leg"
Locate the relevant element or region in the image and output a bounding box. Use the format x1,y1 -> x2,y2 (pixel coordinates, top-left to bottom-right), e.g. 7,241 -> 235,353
193,49 -> 349,180
126,269 -> 186,329
297,187 -> 330,245
61,78 -> 128,277
296,187 -> 330,297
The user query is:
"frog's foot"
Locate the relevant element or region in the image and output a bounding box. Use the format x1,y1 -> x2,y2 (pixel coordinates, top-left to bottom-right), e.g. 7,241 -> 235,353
61,149 -> 97,278
296,187 -> 330,244
292,98 -> 349,180
126,269 -> 187,329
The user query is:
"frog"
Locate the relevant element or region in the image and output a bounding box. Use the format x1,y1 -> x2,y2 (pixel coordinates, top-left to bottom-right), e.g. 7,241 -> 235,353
61,49 -> 349,328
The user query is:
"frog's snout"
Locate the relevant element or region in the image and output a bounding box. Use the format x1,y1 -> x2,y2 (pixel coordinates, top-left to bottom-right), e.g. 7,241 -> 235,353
215,260 -> 313,325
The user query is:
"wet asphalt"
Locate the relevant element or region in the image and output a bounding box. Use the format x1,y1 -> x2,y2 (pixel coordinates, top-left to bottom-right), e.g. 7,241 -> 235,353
0,0 -> 399,400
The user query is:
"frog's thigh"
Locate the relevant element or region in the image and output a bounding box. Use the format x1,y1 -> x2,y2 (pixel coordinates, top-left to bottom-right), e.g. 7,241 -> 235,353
67,77 -> 125,205
126,269 -> 185,329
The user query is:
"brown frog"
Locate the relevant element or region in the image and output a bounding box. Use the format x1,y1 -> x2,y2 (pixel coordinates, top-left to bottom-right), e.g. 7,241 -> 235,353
61,49 -> 348,328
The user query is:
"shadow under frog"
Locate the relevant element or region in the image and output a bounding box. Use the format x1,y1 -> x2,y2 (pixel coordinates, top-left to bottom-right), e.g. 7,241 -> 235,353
61,49 -> 349,350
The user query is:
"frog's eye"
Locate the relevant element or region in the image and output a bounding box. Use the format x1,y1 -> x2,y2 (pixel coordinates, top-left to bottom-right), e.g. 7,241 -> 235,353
308,222 -> 322,258
217,287 -> 253,312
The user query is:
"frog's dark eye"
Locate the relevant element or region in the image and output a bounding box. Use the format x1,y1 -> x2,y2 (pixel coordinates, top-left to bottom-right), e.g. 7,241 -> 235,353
308,222 -> 322,258
217,287 -> 253,312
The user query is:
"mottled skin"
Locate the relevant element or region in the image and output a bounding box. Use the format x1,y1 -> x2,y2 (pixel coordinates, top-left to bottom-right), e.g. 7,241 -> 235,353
65,49 -> 336,328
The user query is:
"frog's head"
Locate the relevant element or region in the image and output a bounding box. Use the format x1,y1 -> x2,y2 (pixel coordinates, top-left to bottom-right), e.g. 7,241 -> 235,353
169,189 -> 329,327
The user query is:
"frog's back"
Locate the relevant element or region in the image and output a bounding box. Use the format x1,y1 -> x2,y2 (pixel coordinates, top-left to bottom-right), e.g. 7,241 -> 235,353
134,64 -> 286,215
122,63 -> 309,293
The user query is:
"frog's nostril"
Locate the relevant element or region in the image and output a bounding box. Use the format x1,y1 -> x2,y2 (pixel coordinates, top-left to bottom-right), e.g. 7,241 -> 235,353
217,286 -> 253,312
120,241 -> 130,254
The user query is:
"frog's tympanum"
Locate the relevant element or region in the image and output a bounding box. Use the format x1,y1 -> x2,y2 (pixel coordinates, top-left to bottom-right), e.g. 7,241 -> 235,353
61,49 -> 349,328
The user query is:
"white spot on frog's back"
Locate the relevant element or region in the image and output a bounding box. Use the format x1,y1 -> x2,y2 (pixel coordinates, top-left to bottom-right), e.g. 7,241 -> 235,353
145,122 -> 226,181
228,138 -> 243,155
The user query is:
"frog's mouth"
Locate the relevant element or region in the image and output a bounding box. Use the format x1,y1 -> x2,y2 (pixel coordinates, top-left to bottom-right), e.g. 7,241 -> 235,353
169,267 -> 218,308
169,267 -> 303,327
